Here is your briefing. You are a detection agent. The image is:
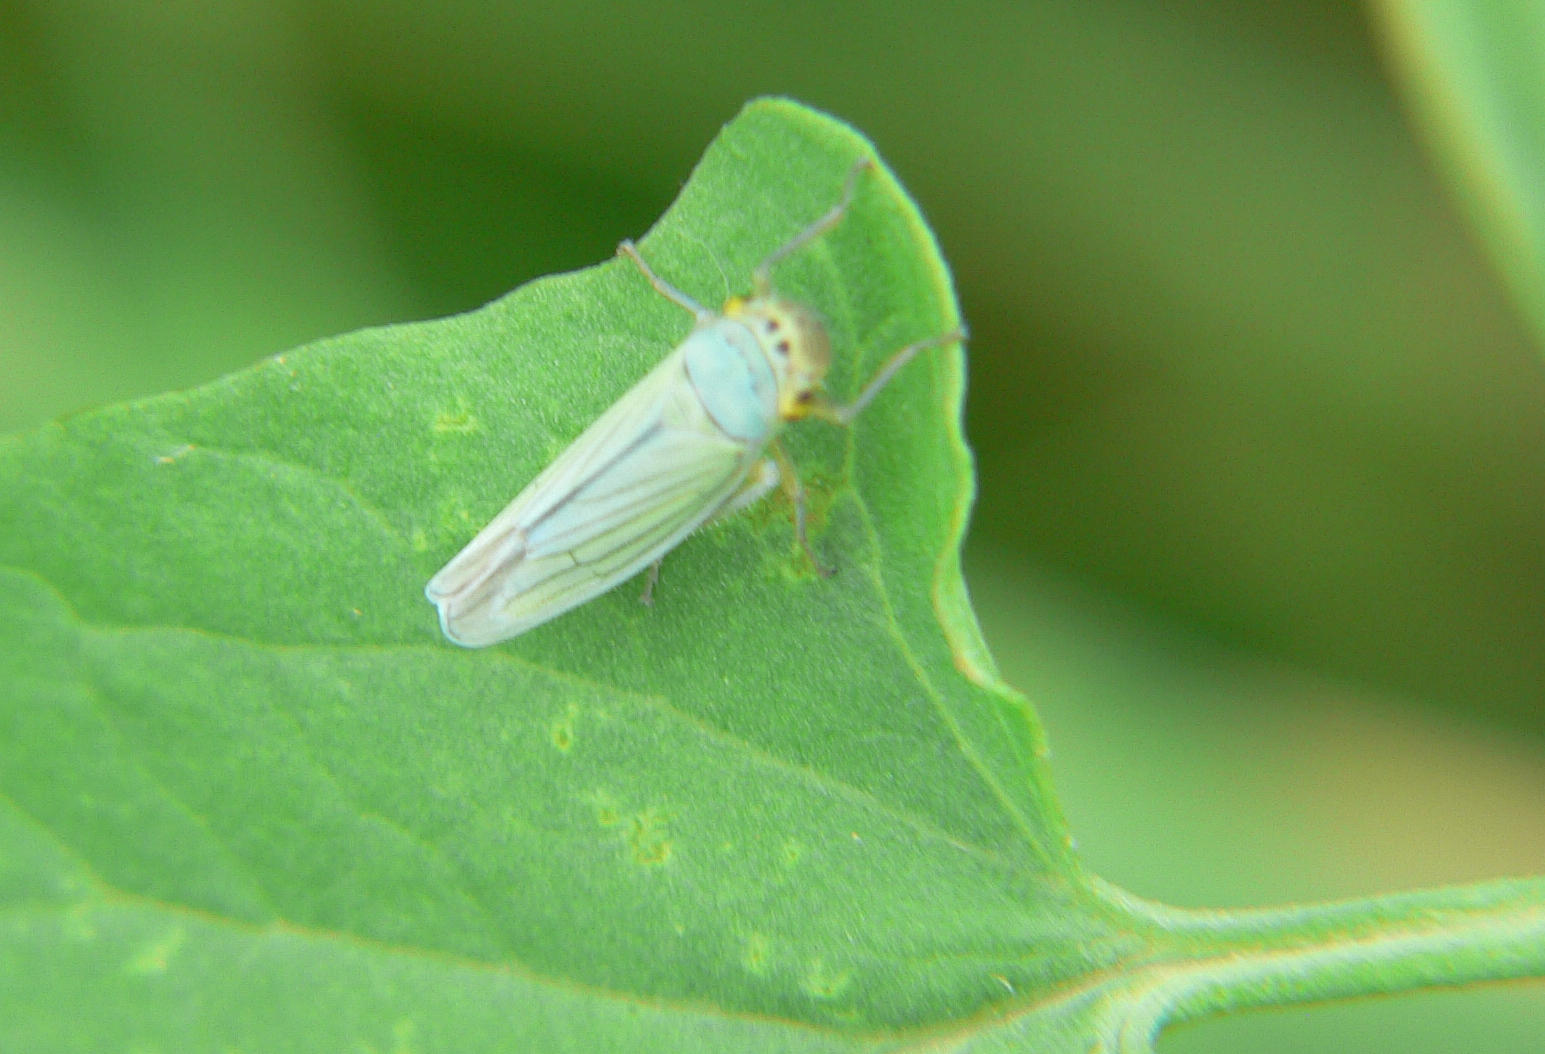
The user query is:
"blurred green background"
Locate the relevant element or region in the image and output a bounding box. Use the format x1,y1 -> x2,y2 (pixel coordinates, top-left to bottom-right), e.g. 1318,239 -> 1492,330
3,1 -> 1541,1048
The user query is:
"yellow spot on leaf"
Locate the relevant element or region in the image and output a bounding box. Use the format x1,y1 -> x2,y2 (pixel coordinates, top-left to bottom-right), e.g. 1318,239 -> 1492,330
588,790 -> 621,827
126,926 -> 185,975
391,1017 -> 417,1054
628,806 -> 672,866
801,957 -> 852,1001
433,405 -> 480,434
589,791 -> 673,865
550,703 -> 579,752
741,932 -> 772,974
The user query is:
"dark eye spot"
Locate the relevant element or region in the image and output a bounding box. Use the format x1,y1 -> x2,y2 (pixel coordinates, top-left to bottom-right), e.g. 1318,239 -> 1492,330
766,318 -> 781,332
795,390 -> 813,403
775,339 -> 791,356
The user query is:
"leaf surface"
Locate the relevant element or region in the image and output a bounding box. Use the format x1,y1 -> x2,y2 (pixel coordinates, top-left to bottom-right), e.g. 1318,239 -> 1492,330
0,98 -> 1129,1049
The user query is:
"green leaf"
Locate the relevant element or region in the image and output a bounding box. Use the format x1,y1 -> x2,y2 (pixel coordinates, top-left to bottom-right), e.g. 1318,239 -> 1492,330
0,96 -> 1083,1048
1374,0 -> 1545,354
5,96 -> 1543,1053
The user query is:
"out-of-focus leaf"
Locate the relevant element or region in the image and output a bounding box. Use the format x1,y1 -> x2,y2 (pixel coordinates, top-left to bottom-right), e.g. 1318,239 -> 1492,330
1374,0 -> 1545,353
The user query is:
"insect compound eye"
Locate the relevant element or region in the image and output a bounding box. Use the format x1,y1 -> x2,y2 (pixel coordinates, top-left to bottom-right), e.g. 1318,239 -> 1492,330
774,339 -> 792,357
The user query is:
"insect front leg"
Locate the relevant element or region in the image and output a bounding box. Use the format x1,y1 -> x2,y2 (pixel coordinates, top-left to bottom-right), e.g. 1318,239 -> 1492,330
818,327 -> 969,425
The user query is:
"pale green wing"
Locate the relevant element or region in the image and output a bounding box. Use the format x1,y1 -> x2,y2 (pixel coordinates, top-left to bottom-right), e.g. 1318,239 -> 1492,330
426,347 -> 759,647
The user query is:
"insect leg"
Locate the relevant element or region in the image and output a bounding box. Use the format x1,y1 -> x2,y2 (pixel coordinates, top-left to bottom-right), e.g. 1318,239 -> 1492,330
770,440 -> 835,577
711,457 -> 780,521
751,158 -> 874,297
639,559 -> 662,607
638,460 -> 780,607
826,327 -> 968,424
617,240 -> 713,322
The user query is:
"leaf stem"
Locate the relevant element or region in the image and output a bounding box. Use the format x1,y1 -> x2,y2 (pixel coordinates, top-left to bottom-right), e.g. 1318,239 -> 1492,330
1086,876 -> 1545,1049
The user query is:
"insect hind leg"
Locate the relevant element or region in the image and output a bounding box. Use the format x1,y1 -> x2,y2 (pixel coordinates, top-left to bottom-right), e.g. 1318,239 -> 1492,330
637,459 -> 781,608
639,559 -> 663,607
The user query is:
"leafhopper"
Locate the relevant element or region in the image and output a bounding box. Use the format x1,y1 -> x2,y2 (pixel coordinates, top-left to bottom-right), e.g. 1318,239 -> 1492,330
426,160 -> 964,646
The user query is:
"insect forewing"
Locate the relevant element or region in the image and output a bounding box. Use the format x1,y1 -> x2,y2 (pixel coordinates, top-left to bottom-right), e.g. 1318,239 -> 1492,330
425,343 -> 758,646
